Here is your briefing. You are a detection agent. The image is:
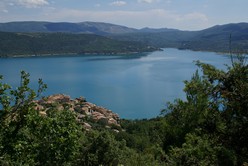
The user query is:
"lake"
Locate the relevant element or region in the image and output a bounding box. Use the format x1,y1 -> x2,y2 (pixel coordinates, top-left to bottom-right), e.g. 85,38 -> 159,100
0,48 -> 232,119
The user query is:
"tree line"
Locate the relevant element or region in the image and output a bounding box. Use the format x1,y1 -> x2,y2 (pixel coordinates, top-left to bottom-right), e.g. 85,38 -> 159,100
0,32 -> 157,57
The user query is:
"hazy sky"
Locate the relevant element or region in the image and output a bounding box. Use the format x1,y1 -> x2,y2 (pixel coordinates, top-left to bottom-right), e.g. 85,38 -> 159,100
0,0 -> 247,30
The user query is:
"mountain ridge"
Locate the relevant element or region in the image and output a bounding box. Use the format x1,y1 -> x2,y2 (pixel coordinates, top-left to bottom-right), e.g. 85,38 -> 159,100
0,21 -> 138,35
1,21 -> 248,34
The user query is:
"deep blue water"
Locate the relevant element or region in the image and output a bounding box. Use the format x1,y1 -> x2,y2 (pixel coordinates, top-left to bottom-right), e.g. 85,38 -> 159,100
0,48 -> 232,119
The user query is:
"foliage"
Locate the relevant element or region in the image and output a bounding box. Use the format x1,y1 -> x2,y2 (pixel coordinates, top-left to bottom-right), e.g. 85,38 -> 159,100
78,130 -> 126,165
160,55 -> 248,165
0,71 -> 84,165
165,132 -> 237,166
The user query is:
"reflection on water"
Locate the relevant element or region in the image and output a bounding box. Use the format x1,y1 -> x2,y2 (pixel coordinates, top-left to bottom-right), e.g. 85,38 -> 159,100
85,52 -> 149,61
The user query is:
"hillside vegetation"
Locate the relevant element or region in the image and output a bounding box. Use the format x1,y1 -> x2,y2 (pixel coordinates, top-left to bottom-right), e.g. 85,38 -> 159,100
0,32 -> 157,57
0,54 -> 247,165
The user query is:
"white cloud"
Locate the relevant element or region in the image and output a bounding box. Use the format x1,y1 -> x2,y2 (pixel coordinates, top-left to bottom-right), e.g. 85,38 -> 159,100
138,0 -> 158,3
95,3 -> 101,7
181,12 -> 208,22
0,1 -> 8,13
110,1 -> 127,6
18,0 -> 49,8
8,3 -> 15,6
2,9 -> 8,13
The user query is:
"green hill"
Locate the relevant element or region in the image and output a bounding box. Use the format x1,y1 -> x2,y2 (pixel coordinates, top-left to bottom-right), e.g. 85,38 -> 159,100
0,32 -> 158,57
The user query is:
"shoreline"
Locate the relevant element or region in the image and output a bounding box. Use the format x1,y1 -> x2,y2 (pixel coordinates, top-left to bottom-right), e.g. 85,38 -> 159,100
0,49 -> 162,58
0,51 -> 153,58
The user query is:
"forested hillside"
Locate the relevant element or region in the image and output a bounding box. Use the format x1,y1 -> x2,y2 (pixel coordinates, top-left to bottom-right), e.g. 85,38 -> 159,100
0,32 -> 157,57
0,55 -> 247,165
111,22 -> 248,52
1,22 -> 248,55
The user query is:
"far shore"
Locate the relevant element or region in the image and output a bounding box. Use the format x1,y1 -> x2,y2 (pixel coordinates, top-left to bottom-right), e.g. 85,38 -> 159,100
0,47 -> 244,58
0,50 -> 159,58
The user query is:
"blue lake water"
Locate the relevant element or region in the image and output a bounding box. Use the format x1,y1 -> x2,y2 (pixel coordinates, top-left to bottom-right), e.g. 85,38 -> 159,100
0,48 -> 232,119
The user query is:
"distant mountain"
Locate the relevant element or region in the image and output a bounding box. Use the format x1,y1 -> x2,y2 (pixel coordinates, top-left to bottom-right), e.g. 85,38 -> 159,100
178,22 -> 248,52
1,21 -> 248,53
192,22 -> 248,42
111,22 -> 248,52
0,21 -> 182,34
139,27 -> 179,33
0,21 -> 138,35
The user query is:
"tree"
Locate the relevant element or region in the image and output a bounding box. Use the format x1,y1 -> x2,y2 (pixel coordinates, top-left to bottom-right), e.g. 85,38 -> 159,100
162,55 -> 248,165
79,130 -> 128,166
0,71 -> 84,165
166,132 -> 236,166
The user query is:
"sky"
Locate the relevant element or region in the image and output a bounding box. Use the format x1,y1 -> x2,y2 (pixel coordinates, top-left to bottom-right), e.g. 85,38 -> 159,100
0,0 -> 248,30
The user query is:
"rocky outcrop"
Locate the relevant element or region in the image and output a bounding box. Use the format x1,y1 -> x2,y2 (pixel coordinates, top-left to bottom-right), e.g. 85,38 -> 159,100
33,94 -> 120,130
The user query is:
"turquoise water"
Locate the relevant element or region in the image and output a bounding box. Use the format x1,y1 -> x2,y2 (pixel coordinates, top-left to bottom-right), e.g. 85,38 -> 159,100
0,48 -> 232,119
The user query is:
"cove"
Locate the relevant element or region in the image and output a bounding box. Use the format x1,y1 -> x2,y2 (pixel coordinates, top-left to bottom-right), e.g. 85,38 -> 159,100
0,48 -> 232,119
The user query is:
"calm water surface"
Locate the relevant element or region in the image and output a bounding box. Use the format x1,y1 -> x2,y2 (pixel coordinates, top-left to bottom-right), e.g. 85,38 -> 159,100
0,48 -> 232,119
